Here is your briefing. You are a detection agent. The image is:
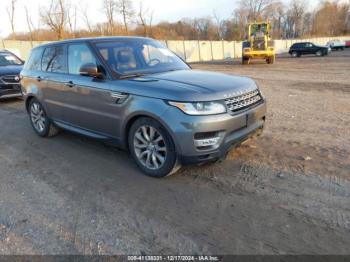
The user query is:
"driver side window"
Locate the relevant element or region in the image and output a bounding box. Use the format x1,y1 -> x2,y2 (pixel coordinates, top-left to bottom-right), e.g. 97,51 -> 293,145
68,44 -> 97,75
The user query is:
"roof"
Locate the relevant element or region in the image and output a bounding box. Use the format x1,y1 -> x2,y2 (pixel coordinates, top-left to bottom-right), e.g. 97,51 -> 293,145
292,42 -> 311,44
32,36 -> 153,49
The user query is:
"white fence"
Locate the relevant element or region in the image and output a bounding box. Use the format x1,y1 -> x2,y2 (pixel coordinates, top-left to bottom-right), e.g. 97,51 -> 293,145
1,36 -> 349,62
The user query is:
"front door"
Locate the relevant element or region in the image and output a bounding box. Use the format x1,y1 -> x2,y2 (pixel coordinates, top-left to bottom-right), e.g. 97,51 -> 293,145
63,43 -> 124,138
305,43 -> 314,54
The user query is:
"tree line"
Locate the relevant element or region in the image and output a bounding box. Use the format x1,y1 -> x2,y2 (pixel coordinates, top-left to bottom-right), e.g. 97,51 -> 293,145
5,0 -> 350,41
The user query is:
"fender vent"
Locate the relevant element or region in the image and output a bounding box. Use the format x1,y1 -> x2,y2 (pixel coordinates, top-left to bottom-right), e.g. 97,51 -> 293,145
111,92 -> 129,104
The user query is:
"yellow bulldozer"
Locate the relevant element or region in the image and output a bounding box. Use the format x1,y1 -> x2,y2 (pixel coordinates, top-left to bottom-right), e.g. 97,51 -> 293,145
242,22 -> 275,65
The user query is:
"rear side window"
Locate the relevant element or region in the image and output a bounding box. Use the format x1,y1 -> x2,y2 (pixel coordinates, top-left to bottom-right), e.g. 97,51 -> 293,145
41,45 -> 67,73
24,48 -> 43,71
68,44 -> 97,75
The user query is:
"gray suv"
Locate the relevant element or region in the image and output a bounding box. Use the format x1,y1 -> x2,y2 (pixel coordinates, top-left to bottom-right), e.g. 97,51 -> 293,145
21,37 -> 266,177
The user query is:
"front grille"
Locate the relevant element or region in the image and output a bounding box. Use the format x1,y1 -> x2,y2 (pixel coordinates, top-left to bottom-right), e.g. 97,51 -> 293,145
225,89 -> 262,113
0,75 -> 20,85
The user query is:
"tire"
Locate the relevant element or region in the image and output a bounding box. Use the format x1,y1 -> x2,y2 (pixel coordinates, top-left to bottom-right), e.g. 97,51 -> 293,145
128,117 -> 181,178
291,51 -> 299,58
316,50 -> 323,56
28,98 -> 60,137
266,55 -> 275,64
242,57 -> 250,65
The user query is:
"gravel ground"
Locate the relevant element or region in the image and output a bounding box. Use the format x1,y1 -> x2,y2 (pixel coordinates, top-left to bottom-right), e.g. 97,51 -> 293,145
0,50 -> 349,255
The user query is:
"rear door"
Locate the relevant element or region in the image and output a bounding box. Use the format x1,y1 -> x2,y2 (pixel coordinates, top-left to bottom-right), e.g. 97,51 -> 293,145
21,47 -> 46,101
40,44 -> 70,122
306,43 -> 315,54
62,43 -> 124,138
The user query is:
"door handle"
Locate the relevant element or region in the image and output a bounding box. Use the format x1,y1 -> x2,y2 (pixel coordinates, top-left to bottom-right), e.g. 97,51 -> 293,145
65,81 -> 75,88
36,76 -> 42,82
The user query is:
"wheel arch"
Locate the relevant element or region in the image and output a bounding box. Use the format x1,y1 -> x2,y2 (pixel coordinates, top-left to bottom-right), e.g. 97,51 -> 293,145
122,112 -> 180,154
25,95 -> 36,112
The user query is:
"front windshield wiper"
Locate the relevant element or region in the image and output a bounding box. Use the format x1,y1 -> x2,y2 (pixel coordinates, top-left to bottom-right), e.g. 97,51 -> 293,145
118,73 -> 146,79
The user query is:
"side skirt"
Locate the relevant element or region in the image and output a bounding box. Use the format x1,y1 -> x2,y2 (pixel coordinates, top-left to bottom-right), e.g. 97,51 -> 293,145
52,119 -> 124,148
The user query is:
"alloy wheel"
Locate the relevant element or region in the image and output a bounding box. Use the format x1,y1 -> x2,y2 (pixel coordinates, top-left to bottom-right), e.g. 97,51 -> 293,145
30,102 -> 46,133
133,125 -> 167,170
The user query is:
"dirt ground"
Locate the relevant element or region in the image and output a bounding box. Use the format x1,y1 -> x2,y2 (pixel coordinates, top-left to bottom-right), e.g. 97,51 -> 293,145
0,50 -> 349,255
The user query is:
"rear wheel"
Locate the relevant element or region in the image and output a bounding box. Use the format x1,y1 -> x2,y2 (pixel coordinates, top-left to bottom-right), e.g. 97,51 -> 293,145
291,51 -> 299,58
29,98 -> 59,137
128,117 -> 181,177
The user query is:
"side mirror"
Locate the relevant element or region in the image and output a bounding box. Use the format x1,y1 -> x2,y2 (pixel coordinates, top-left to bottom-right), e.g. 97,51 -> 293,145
79,63 -> 103,78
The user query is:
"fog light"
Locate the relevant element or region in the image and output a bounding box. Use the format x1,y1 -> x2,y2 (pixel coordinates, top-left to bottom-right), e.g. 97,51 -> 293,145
194,136 -> 221,147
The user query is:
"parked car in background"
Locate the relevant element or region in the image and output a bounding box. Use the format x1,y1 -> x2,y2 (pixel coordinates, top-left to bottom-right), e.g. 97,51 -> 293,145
345,40 -> 350,48
20,37 -> 266,177
326,40 -> 345,50
289,42 -> 330,57
0,49 -> 24,99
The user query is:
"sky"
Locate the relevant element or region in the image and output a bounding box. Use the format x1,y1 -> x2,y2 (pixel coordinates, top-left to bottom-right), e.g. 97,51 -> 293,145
0,0 -> 319,37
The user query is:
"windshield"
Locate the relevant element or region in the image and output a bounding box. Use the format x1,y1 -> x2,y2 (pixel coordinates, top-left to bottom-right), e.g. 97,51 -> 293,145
94,39 -> 190,76
0,53 -> 23,66
251,24 -> 267,36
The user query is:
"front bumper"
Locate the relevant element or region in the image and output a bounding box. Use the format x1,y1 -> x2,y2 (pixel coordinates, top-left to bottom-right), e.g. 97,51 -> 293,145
162,100 -> 267,164
0,84 -> 22,99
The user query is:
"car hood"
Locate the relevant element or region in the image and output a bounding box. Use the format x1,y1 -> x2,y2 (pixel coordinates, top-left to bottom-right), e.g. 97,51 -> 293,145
0,65 -> 23,76
114,70 -> 258,102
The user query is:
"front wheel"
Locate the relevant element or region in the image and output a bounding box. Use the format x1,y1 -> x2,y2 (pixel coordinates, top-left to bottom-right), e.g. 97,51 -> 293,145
291,51 -> 299,58
266,56 -> 275,64
29,98 -> 59,137
242,56 -> 250,65
128,117 -> 181,177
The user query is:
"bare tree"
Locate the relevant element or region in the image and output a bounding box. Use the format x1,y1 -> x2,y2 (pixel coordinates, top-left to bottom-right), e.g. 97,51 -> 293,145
138,1 -> 153,37
81,6 -> 93,33
6,0 -> 18,40
25,6 -> 36,42
40,0 -> 68,40
67,5 -> 77,37
103,0 -> 117,35
288,0 -> 306,38
237,0 -> 277,21
117,0 -> 134,34
312,1 -> 350,36
213,10 -> 225,40
233,5 -> 249,39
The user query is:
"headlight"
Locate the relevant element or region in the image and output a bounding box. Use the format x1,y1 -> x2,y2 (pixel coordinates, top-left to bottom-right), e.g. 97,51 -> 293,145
168,101 -> 226,115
